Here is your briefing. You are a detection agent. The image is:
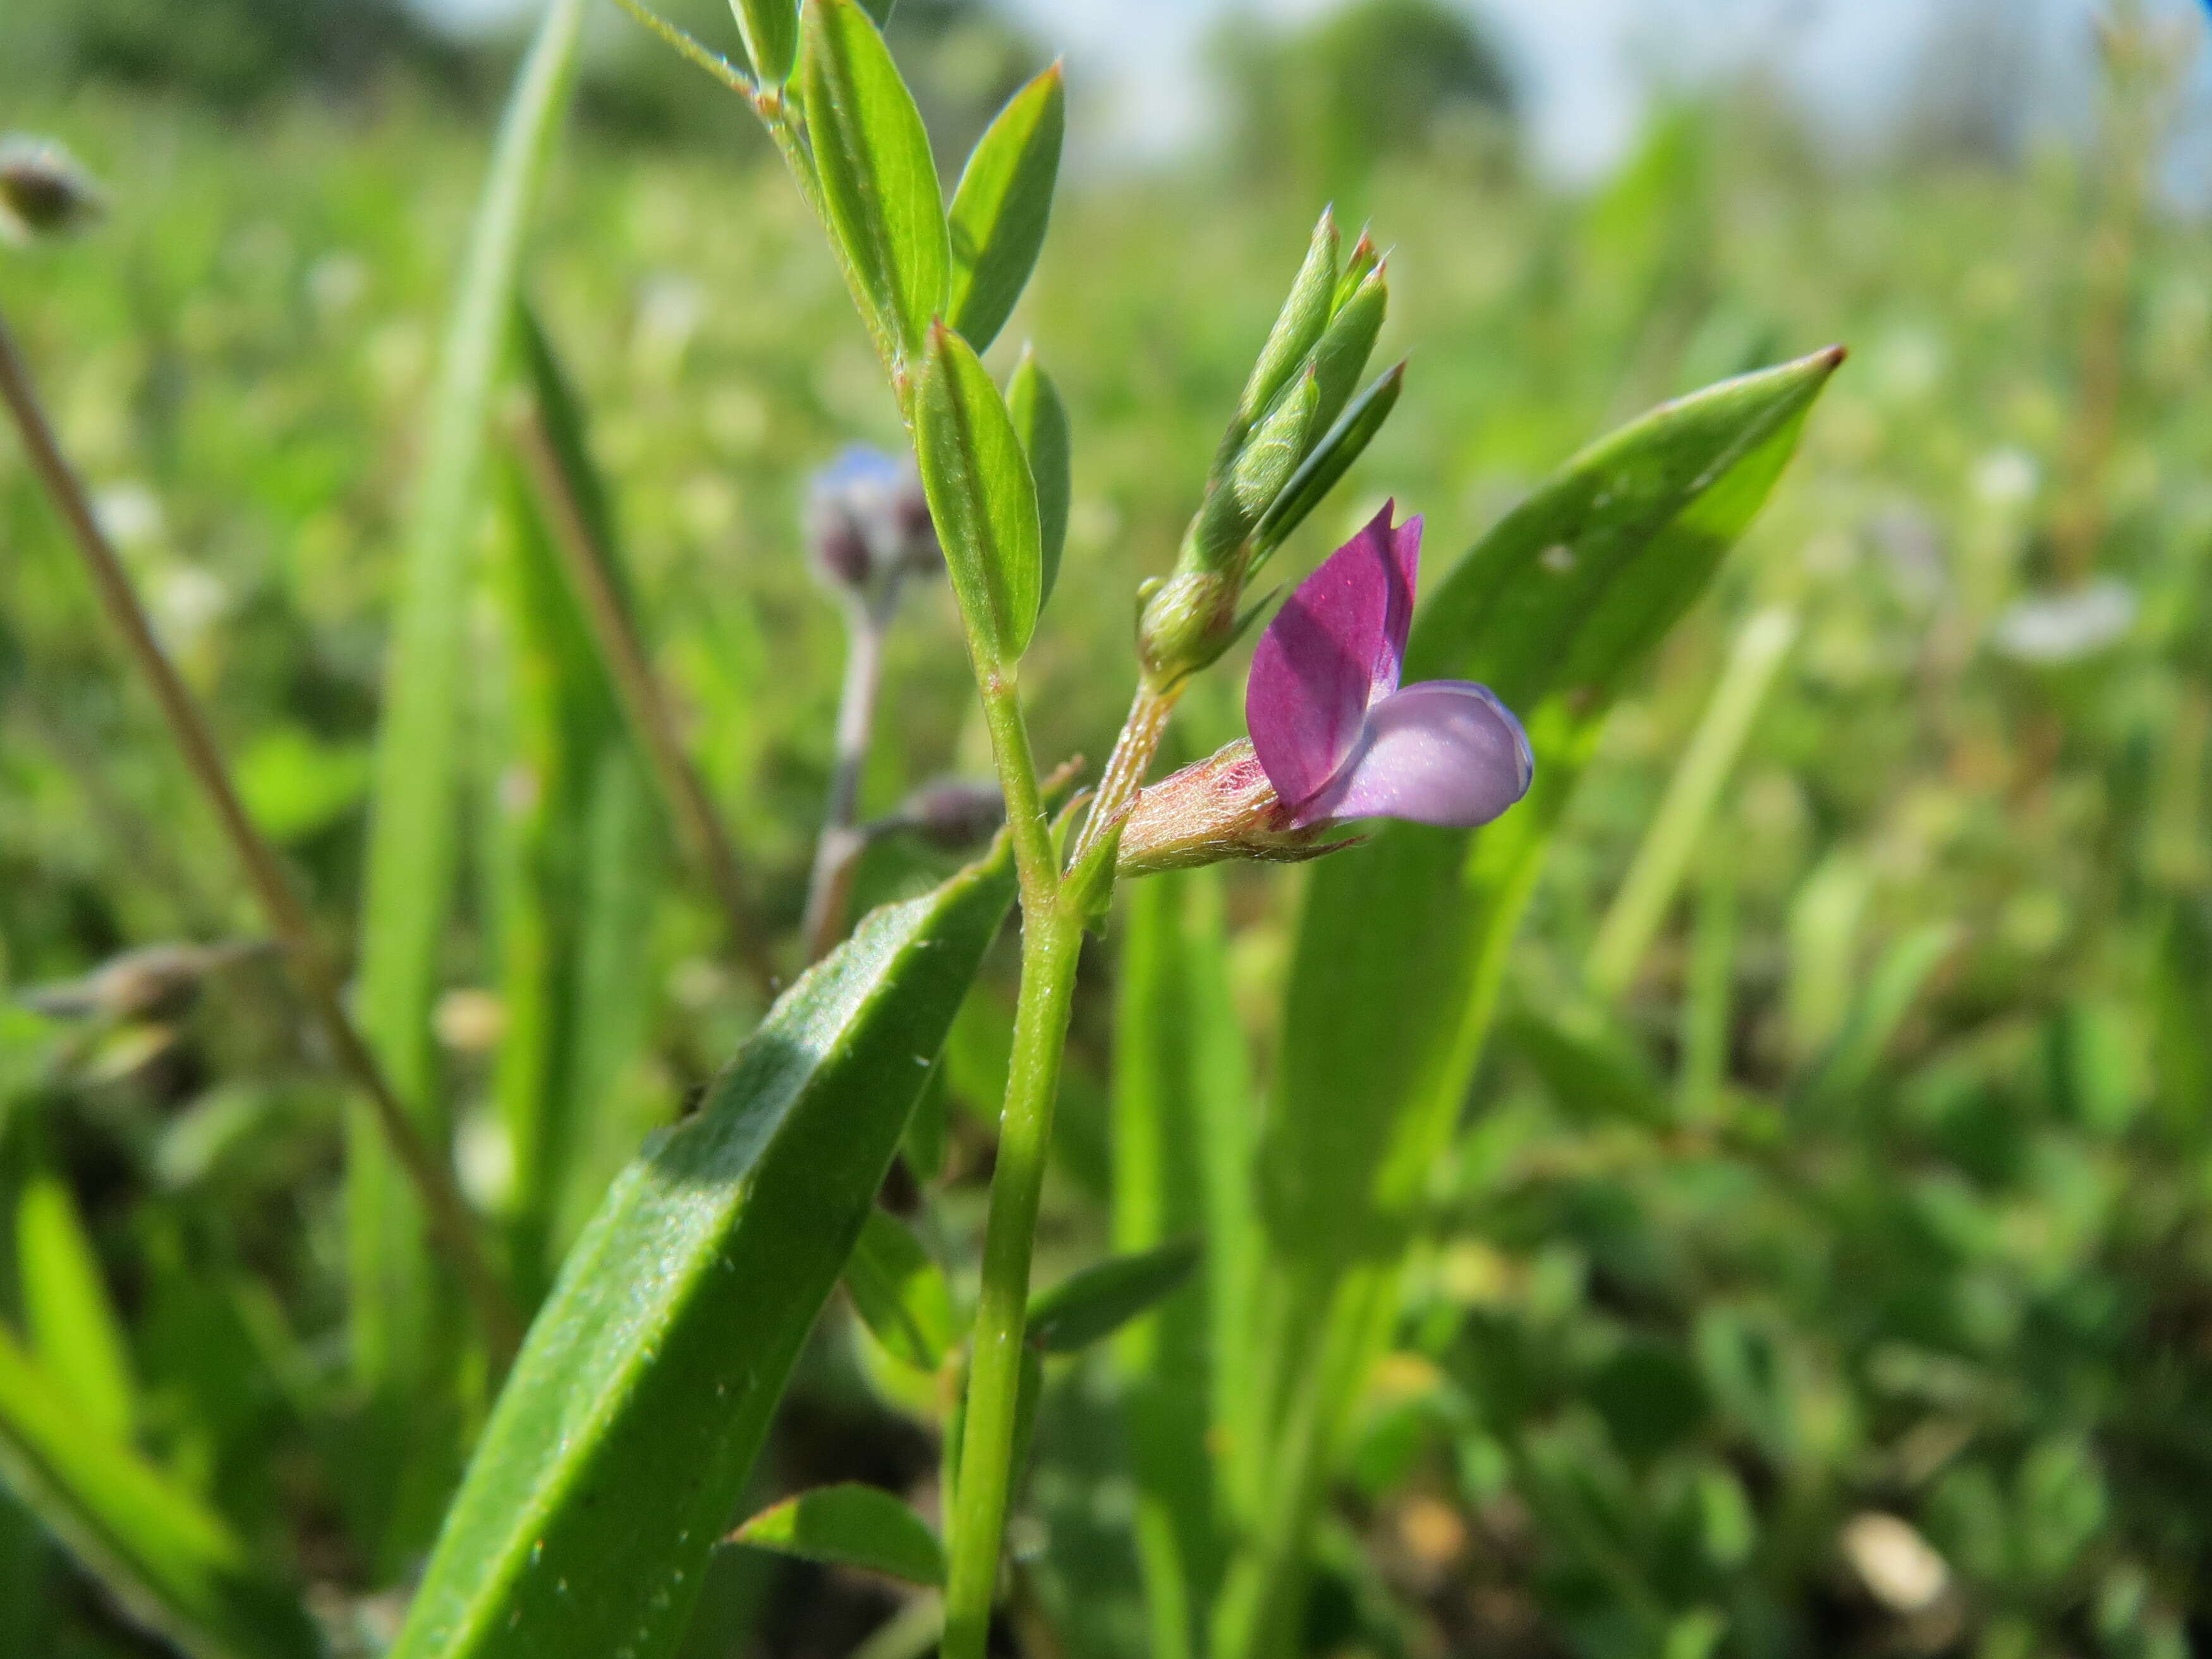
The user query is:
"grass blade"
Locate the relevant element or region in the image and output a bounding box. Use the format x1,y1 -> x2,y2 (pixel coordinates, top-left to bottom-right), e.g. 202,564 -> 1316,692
16,1162 -> 135,1441
1586,606 -> 1797,1001
1218,349 -> 1844,1659
492,329 -> 670,1308
508,305 -> 775,997
347,0 -> 586,1521
389,846 -> 1016,1659
0,1327 -> 320,1659
1112,868 -> 1253,1658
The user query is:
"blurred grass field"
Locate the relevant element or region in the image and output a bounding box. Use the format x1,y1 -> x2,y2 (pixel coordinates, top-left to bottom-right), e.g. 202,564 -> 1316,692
6,2 -> 2212,1655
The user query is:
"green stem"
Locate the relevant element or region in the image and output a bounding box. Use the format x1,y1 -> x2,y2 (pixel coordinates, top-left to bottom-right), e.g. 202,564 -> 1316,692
1069,680 -> 1179,866
941,669 -> 1079,1659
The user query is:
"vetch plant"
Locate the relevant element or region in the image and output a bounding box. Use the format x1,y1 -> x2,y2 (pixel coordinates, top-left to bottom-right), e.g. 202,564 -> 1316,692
389,2 -> 1835,1654
0,0 -> 1848,1653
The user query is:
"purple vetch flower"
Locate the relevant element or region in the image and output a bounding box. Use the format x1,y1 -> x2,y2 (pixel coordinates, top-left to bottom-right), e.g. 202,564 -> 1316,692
1246,502 -> 1531,829
1117,504 -> 1531,877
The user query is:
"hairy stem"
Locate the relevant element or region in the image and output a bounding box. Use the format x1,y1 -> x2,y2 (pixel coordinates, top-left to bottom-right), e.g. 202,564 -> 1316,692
509,403 -> 778,996
0,305 -> 521,1362
941,667 -> 1078,1659
801,602 -> 890,962
1069,681 -> 1179,866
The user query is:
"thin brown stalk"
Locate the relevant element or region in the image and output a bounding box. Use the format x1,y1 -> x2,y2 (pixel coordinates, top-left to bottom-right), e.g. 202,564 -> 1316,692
800,607 -> 887,963
0,304 -> 521,1361
509,401 -> 779,999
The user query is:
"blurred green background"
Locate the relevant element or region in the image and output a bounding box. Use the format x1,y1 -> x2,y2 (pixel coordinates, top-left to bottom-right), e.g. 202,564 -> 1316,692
4,1 -> 2212,1655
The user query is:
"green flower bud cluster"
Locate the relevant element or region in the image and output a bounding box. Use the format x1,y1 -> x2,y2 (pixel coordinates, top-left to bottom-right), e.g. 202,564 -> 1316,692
1134,207 -> 1399,692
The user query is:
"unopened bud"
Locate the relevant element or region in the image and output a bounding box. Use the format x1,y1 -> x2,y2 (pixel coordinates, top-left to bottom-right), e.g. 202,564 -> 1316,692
1116,739 -> 1349,877
1310,259 -> 1388,433
0,137 -> 104,245
1136,568 -> 1239,691
1239,207 -> 1340,427
805,444 -> 940,601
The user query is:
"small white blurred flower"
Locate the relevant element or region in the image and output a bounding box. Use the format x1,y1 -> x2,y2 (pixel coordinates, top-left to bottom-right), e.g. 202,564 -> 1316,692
633,273 -> 705,377
1993,578 -> 2136,665
1839,1512 -> 1950,1615
1970,447 -> 2039,510
155,564 -> 231,647
307,251 -> 369,319
92,481 -> 164,550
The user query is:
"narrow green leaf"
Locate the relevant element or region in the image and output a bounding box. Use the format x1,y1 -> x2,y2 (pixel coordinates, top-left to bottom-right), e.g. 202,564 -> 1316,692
349,0 -> 587,1516
0,1327 -> 320,1659
729,0 -> 798,83
495,307 -> 665,1308
1250,362 -> 1402,564
1263,348 -> 1844,1270
390,847 -> 1015,1659
732,1484 -> 945,1586
1006,346 -> 1069,607
16,1165 -> 135,1441
1678,858 -> 1738,1123
801,0 -> 949,360
844,1206 -> 957,1372
1586,606 -> 1797,1001
858,0 -> 895,22
1799,923 -> 1958,1107
1028,1239 -> 1200,1354
915,322 -> 1043,664
1113,868 -> 1254,1656
1218,348 -> 1844,1659
947,63 -> 1065,352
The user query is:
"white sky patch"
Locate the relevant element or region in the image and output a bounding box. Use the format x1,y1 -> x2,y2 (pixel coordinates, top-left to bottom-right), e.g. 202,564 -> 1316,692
410,0 -> 2212,189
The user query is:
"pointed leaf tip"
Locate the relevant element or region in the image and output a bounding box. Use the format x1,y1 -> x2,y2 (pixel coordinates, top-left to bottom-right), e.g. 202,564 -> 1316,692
732,1485 -> 945,1586
1026,1237 -> 1201,1352
948,58 -> 1066,349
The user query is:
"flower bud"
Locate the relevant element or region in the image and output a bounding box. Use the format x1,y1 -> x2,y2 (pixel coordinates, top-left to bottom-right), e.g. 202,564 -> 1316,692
1135,568 -> 1239,691
1115,739 -> 1349,877
805,444 -> 940,602
1237,206 -> 1340,428
0,136 -> 104,245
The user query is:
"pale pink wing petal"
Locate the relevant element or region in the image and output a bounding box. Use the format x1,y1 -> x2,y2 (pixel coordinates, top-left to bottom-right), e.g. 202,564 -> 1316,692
1247,502 -> 1421,811
1297,679 -> 1534,829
